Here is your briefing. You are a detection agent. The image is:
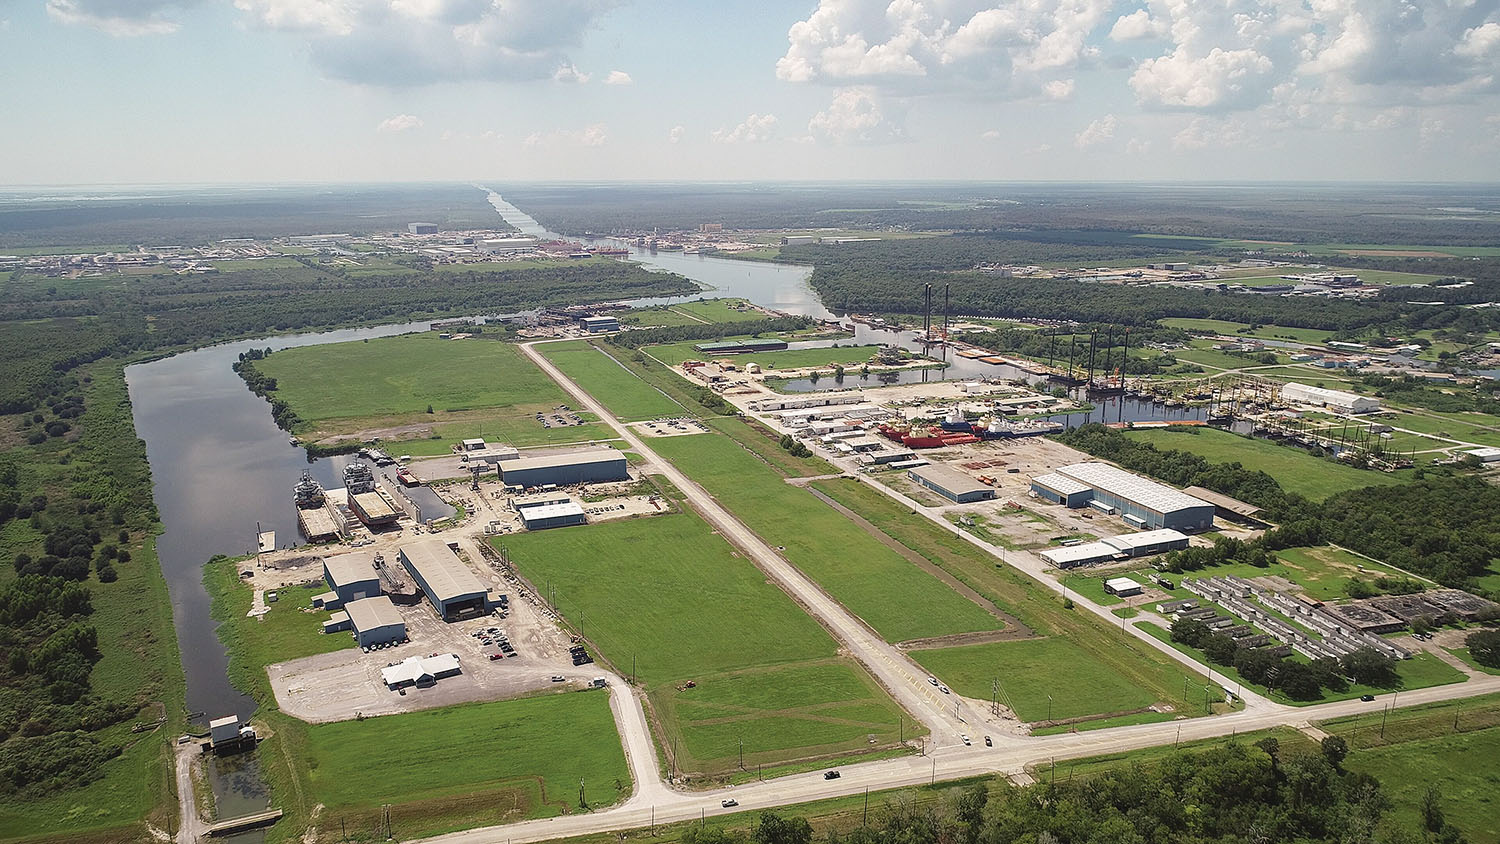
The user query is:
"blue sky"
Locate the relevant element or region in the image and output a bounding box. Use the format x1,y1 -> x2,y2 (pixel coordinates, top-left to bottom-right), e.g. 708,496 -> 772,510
3,0 -> 1499,183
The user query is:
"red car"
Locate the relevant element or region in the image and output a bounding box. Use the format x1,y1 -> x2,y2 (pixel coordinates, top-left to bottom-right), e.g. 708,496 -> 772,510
488,652 -> 504,660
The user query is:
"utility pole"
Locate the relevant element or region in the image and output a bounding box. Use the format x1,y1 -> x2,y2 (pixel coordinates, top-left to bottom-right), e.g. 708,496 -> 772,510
739,736 -> 744,770
1047,694 -> 1053,722
863,788 -> 869,827
579,777 -> 586,808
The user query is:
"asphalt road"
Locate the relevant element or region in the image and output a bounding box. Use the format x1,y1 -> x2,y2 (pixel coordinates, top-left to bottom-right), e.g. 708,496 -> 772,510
411,341 -> 1500,844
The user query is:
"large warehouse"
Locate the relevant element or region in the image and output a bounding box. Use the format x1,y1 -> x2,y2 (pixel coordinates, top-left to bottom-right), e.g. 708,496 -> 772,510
344,596 -> 407,647
1032,463 -> 1214,532
1280,382 -> 1380,414
518,500 -> 588,530
398,539 -> 490,621
908,464 -> 996,503
500,449 -> 629,488
1030,472 -> 1093,508
321,552 -> 380,609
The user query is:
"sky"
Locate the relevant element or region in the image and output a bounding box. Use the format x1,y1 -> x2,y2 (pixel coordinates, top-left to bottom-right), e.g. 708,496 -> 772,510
3,0 -> 1500,183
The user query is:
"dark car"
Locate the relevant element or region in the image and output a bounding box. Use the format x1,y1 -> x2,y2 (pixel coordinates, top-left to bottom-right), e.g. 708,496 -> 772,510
1360,694 -> 1376,702
823,770 -> 840,780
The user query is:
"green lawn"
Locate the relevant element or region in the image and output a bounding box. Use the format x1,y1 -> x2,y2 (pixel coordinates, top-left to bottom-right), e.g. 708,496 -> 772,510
206,559 -> 355,672
496,510 -> 914,775
645,339 -> 887,369
649,433 -> 1002,643
254,333 -> 610,450
1171,343 -> 1285,371
811,478 -> 1223,722
910,638 -> 1165,722
538,340 -> 686,421
1158,318 -> 1334,344
303,693 -> 630,826
1122,427 -> 1407,500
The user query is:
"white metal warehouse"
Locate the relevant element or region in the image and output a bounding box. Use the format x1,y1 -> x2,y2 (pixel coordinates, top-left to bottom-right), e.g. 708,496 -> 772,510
1280,382 -> 1380,414
1048,463 -> 1214,532
398,538 -> 489,621
344,595 -> 406,647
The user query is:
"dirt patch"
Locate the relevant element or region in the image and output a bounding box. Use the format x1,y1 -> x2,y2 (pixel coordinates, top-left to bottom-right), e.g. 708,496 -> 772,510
1338,249 -> 1451,258
898,630 -> 1029,650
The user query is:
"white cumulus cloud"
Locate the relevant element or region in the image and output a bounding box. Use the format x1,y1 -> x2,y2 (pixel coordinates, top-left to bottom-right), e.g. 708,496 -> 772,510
232,0 -> 618,86
524,123 -> 608,148
553,63 -> 590,84
711,113 -> 778,144
807,87 -> 906,144
604,70 -> 633,85
377,113 -> 423,132
46,0 -> 188,35
1073,114 -> 1116,149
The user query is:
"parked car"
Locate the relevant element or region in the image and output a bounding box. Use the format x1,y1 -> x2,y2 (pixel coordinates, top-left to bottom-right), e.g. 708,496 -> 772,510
938,685 -> 950,695
961,735 -> 971,746
823,770 -> 840,780
984,736 -> 992,747
551,675 -> 566,682
488,652 -> 503,661
927,677 -> 938,686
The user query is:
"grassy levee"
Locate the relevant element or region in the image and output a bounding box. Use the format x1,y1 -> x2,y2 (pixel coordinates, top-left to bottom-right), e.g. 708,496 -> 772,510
648,433 -> 1001,643
811,478 -> 1225,723
496,507 -> 918,778
204,556 -> 631,843
645,340 -> 886,369
1121,427 -> 1407,500
1319,695 -> 1500,844
255,333 -> 614,451
0,364 -> 184,844
538,341 -> 686,421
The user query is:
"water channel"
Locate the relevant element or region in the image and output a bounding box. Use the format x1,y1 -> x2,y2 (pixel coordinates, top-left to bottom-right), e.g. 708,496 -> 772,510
125,190 -> 1197,832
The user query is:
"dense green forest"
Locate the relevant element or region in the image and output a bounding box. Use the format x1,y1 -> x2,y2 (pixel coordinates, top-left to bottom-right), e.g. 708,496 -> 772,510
685,736 -> 1464,844
1056,425 -> 1500,593
0,183 -> 503,248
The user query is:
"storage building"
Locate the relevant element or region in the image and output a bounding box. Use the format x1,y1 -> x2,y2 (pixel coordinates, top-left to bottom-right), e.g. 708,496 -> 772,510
579,315 -> 620,333
344,595 -> 406,647
407,222 -> 439,235
694,339 -> 789,354
500,449 -> 629,488
381,653 -> 462,688
1039,542 -> 1123,568
518,500 -> 588,530
322,552 -> 381,609
908,464 -> 996,503
1100,528 -> 1191,557
1279,382 -> 1380,414
398,539 -> 490,621
1104,577 -> 1144,597
1030,473 -> 1093,508
1048,463 -> 1214,532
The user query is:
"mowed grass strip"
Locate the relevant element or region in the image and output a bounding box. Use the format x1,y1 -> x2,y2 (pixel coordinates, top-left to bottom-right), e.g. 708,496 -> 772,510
1122,427 -> 1407,500
539,340 -> 686,421
495,511 -> 913,774
812,478 -> 1209,720
648,433 -> 1002,643
645,339 -> 886,369
305,694 -> 630,821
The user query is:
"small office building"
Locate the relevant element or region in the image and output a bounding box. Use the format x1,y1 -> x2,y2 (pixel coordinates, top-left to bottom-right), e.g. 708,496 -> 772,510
398,539 -> 490,621
321,552 -> 381,610
908,464 -> 996,503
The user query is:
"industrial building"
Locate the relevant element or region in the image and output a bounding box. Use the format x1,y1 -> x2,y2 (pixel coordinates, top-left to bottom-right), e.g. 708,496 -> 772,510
398,539 -> 490,621
1104,577 -> 1144,597
693,339 -> 789,354
1032,463 -> 1214,532
407,222 -> 439,235
320,552 -> 381,609
907,464 -> 996,503
343,596 -> 407,647
1279,382 -> 1380,414
1038,528 -> 1191,568
518,500 -> 588,530
478,237 -> 537,253
500,449 -> 629,488
579,315 -> 620,333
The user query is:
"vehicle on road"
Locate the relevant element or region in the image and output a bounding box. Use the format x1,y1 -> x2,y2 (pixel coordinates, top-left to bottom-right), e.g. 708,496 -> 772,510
488,652 -> 503,661
1360,694 -> 1376,702
550,675 -> 566,682
984,736 -> 992,747
721,799 -> 738,808
823,770 -> 840,780
927,677 -> 938,686
961,735 -> 971,746
938,685 -> 950,695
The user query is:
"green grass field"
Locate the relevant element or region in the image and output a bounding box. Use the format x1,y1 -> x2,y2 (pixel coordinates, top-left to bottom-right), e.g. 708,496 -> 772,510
648,433 -> 1002,643
1170,344 -> 1285,371
811,479 -> 1225,723
254,333 -> 613,450
910,638 -> 1163,722
496,510 -> 915,775
538,340 -> 686,421
1320,695 -> 1500,844
1122,427 -> 1407,500
645,339 -> 886,369
1158,318 -> 1335,344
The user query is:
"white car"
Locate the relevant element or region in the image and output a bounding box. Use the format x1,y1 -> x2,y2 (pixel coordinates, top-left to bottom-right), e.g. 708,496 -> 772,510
961,735 -> 971,746
927,677 -> 938,686
938,685 -> 950,695
721,799 -> 738,808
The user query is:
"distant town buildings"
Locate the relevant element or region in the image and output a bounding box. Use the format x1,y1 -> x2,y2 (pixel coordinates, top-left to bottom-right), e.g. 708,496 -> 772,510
407,222 -> 439,235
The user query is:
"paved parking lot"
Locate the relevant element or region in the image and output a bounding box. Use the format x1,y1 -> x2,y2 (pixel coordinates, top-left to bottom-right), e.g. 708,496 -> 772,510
267,575 -> 599,723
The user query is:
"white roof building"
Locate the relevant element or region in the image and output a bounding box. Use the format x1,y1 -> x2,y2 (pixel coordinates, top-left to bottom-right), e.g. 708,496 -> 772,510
380,653 -> 462,688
